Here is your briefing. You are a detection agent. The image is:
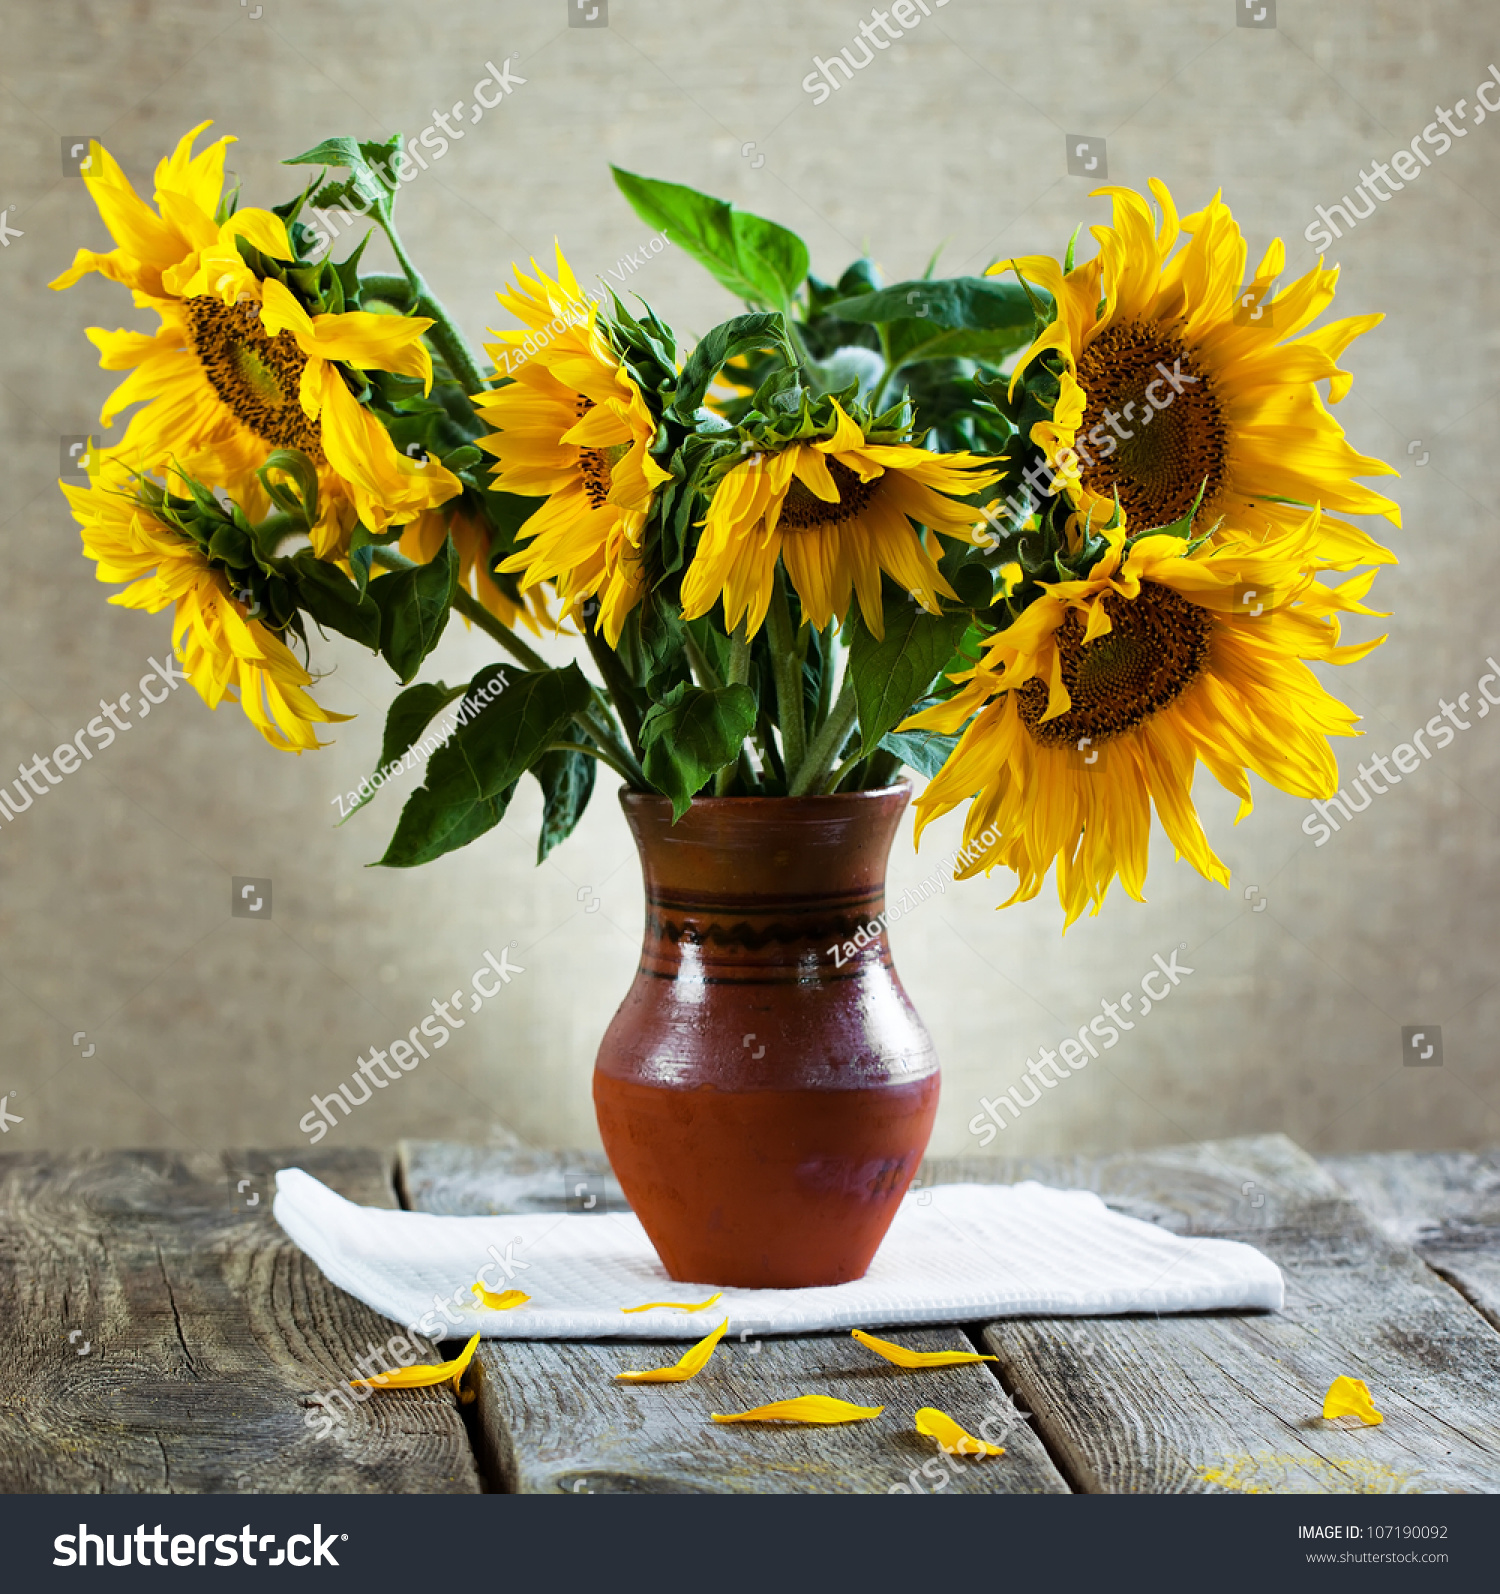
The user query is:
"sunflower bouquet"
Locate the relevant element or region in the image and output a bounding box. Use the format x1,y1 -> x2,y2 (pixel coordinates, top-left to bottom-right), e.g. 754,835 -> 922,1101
56,128 -> 1396,925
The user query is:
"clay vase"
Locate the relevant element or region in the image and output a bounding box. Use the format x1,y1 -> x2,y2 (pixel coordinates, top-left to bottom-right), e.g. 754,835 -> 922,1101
593,782 -> 939,1289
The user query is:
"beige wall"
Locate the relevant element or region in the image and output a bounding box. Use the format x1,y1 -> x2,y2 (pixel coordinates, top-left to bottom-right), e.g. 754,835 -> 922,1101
1,0 -> 1496,1160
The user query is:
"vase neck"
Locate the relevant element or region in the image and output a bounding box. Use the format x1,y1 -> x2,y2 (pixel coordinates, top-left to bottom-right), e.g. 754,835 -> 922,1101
621,788 -> 910,979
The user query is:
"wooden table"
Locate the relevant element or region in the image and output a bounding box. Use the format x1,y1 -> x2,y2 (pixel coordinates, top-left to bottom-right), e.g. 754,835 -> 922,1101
3,1135 -> 1498,1494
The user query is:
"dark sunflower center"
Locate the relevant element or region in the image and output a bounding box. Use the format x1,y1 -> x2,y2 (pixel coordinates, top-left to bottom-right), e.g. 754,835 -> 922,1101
574,395 -> 630,511
778,458 -> 878,531
183,297 -> 325,460
1074,323 -> 1227,530
1015,581 -> 1212,748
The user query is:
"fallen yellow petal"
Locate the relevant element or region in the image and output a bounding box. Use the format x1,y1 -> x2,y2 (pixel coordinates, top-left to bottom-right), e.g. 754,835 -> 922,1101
615,1318 -> 730,1383
472,1284 -> 530,1311
851,1328 -> 998,1368
711,1396 -> 885,1425
621,1292 -> 723,1314
350,1330 -> 480,1402
915,1406 -> 1005,1456
1323,1375 -> 1383,1425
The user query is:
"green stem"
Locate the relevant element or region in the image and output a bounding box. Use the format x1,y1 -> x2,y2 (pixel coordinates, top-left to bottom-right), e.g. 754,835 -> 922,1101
372,553 -> 645,783
375,223 -> 489,395
582,623 -> 644,760
826,749 -> 865,794
360,273 -> 416,310
714,620 -> 753,795
683,631 -> 723,690
789,672 -> 858,796
549,739 -> 636,783
583,704 -> 646,787
447,583 -> 551,671
813,623 -> 835,733
865,747 -> 904,789
755,711 -> 787,786
725,621 -> 751,689
784,316 -> 827,391
766,569 -> 806,778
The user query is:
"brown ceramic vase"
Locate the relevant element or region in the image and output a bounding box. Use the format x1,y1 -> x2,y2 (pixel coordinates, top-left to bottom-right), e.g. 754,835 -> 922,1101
592,782 -> 939,1289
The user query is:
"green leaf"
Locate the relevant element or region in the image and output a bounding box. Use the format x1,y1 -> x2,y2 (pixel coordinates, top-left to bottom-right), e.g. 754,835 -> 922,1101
668,311 -> 786,424
289,551 -> 382,649
347,521 -> 403,594
948,560 -> 995,610
827,277 -> 1039,370
339,680 -> 467,824
377,664 -> 591,866
253,449 -> 317,522
619,599 -> 694,700
830,276 -> 1036,329
330,230 -> 373,304
835,258 -> 882,298
639,682 -> 757,820
377,680 -> 468,774
285,136 -> 403,222
376,784 -> 514,868
206,517 -> 253,569
368,536 -> 457,682
423,664 -> 591,805
730,211 -> 808,312
611,168 -> 808,312
848,602 -> 972,757
877,724 -> 960,781
532,744 -> 597,863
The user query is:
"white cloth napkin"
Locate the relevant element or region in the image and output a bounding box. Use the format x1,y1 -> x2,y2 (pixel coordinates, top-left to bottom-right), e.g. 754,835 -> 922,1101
273,1168 -> 1283,1339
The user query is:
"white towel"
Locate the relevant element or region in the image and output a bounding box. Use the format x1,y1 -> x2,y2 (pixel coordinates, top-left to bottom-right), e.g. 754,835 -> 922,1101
273,1168 -> 1283,1339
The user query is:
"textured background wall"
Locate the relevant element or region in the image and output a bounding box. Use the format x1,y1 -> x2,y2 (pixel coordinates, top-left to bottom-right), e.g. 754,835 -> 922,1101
0,0 -> 1495,1160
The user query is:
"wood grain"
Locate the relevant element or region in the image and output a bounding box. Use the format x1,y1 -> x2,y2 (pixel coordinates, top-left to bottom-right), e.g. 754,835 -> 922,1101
399,1141 -> 622,1218
1324,1149 -> 1500,1332
0,1149 -> 482,1494
403,1142 -> 1069,1494
925,1135 -> 1500,1494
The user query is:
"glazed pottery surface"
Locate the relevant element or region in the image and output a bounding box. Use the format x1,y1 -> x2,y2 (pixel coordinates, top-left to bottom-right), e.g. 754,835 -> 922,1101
593,783 -> 939,1288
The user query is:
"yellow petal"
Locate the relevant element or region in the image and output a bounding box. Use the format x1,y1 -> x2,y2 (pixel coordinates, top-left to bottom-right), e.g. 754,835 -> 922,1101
350,1330 -> 480,1401
915,1406 -> 1005,1456
851,1329 -> 998,1368
256,275 -> 320,343
615,1318 -> 730,1383
1322,1375 -> 1383,1425
711,1396 -> 885,1425
471,1285 -> 530,1311
621,1292 -> 723,1314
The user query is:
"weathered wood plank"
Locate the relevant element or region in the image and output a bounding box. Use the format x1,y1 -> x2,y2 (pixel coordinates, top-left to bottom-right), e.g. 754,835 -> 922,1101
0,1149 -> 482,1494
469,1327 -> 1057,1495
926,1135 -> 1500,1494
403,1142 -> 1069,1494
1324,1150 -> 1500,1333
398,1141 -> 622,1218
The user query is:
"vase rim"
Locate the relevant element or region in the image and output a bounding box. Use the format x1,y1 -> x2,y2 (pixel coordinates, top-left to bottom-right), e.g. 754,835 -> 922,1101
619,780 -> 912,814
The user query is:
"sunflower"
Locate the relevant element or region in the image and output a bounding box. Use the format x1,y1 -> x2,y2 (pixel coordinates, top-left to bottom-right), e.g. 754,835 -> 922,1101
51,122 -> 460,558
475,249 -> 670,647
996,180 -> 1399,566
63,458 -> 350,753
904,511 -> 1386,926
680,402 -> 1003,639
398,502 -> 555,635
